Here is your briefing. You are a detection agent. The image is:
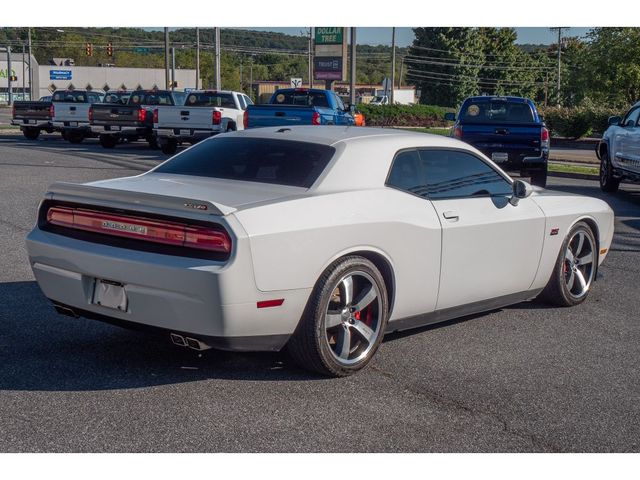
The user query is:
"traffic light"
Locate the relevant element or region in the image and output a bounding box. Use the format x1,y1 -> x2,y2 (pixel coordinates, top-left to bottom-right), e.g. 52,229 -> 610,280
85,43 -> 93,56
107,42 -> 113,57
9,75 -> 17,82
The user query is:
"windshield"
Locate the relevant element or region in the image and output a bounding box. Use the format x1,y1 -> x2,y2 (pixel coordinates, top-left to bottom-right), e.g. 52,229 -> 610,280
460,100 -> 535,124
154,137 -> 335,188
184,92 -> 236,108
128,91 -> 174,106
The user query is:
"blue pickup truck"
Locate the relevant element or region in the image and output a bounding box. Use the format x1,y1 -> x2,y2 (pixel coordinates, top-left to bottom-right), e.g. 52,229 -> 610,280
445,96 -> 550,187
244,88 -> 355,128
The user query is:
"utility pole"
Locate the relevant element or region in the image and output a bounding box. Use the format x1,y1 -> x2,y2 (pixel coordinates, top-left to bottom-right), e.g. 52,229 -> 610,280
308,28 -> 313,89
164,27 -> 170,90
349,27 -> 356,106
398,56 -> 404,88
390,27 -> 396,104
195,27 -> 200,89
7,46 -> 13,106
27,27 -> 32,100
214,27 -> 221,90
22,44 -> 26,99
171,46 -> 176,91
240,59 -> 243,93
249,56 -> 254,100
551,27 -> 565,106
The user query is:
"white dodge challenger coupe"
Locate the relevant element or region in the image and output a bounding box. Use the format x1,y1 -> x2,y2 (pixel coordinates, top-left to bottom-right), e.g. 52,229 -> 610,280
26,126 -> 614,376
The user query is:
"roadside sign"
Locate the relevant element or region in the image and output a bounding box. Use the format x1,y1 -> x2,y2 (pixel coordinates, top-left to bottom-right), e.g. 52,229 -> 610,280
290,78 -> 303,88
50,70 -> 72,80
313,57 -> 343,80
315,27 -> 343,45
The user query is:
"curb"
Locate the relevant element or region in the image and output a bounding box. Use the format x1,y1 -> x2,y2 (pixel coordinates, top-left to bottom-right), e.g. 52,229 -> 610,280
548,171 -> 598,181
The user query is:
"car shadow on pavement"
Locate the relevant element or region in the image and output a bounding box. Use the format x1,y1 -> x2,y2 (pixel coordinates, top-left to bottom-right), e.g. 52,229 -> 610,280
0,281 -> 322,392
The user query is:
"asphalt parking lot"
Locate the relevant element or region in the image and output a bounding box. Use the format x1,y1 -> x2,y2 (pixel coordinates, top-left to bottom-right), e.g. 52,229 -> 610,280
0,132 -> 638,452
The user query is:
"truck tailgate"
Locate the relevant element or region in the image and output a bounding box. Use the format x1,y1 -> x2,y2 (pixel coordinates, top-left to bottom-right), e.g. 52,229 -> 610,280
13,102 -> 51,121
461,123 -> 542,157
54,104 -> 90,123
92,104 -> 143,127
156,106 -> 218,130
246,105 -> 315,128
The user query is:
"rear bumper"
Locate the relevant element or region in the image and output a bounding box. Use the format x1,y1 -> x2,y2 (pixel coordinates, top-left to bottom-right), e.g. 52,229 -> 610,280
478,148 -> 548,172
25,227 -> 310,351
53,121 -> 91,132
91,125 -> 149,136
154,127 -> 222,143
12,119 -> 52,129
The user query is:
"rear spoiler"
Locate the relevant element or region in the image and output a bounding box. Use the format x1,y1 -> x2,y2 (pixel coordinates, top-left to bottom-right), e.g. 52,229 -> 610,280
46,182 -> 233,217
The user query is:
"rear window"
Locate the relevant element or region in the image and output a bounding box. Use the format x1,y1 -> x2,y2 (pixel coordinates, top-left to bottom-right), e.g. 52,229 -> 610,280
128,91 -> 174,106
460,100 -> 535,124
184,92 -> 236,108
103,92 -> 130,104
52,91 -> 89,103
272,91 -> 330,108
154,137 -> 335,188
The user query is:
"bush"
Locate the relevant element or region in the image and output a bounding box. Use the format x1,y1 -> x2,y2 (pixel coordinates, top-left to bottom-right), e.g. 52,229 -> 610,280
540,105 -> 624,139
358,104 -> 455,127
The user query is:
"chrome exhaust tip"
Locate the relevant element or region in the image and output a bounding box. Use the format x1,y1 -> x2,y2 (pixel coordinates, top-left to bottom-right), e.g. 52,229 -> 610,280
170,333 -> 187,347
54,304 -> 79,318
185,337 -> 211,351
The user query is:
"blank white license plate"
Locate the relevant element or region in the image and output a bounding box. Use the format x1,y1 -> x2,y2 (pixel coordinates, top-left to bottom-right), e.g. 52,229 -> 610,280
157,129 -> 173,136
69,121 -> 78,127
92,279 -> 128,311
108,126 -> 120,131
28,119 -> 37,124
179,129 -> 191,136
491,152 -> 509,163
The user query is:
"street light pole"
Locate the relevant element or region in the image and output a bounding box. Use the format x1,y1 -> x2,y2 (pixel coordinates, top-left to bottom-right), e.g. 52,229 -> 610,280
27,27 -> 32,100
390,27 -> 396,104
171,46 -> 176,91
22,43 -> 26,99
164,28 -> 170,90
195,27 -> 200,89
349,27 -> 356,106
308,28 -> 313,89
556,27 -> 562,106
215,27 -> 221,90
7,46 -> 13,106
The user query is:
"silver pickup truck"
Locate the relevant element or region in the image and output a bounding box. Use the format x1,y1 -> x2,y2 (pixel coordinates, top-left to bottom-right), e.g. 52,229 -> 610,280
597,101 -> 640,193
51,89 -> 105,144
154,90 -> 251,154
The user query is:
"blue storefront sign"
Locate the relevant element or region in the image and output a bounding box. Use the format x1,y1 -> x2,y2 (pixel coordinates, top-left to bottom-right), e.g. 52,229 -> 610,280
50,70 -> 72,80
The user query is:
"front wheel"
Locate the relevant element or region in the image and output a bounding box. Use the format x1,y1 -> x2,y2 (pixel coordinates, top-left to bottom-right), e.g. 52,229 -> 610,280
599,151 -> 620,193
538,221 -> 597,307
287,256 -> 389,377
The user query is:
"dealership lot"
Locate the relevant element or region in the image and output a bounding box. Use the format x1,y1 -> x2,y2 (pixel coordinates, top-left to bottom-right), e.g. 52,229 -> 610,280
0,133 -> 638,452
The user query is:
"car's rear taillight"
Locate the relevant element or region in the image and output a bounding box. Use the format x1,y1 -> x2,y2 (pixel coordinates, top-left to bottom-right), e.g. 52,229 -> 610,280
153,108 -> 159,124
212,110 -> 222,125
312,112 -> 321,126
46,206 -> 231,253
88,106 -> 93,122
49,104 -> 55,118
243,110 -> 248,129
138,108 -> 147,123
453,125 -> 463,139
541,127 -> 550,148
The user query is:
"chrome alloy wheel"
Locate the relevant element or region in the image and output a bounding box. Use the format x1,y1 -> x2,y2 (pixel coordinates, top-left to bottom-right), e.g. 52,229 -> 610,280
323,271 -> 383,365
564,229 -> 596,299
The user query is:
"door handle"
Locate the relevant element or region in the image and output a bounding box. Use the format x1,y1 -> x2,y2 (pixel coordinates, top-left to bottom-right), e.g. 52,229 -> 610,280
443,210 -> 459,221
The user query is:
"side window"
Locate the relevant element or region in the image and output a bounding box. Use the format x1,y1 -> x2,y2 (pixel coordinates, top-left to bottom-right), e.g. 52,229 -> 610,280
623,107 -> 640,127
237,94 -> 246,110
244,95 -> 254,106
418,149 -> 512,199
386,150 -> 428,194
334,93 -> 345,111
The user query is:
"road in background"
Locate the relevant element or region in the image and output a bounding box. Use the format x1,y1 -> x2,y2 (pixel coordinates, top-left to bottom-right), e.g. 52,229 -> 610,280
0,134 -> 638,452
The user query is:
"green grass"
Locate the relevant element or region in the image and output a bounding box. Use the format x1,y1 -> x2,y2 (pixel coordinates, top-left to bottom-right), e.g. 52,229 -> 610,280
397,127 -> 451,136
548,163 -> 598,176
0,124 -> 19,130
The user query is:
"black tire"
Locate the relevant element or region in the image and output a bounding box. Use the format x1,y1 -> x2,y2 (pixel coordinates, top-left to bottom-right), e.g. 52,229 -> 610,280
160,139 -> 178,155
530,168 -> 548,188
147,136 -> 159,149
23,128 -> 40,140
287,256 -> 389,377
226,122 -> 236,133
99,134 -> 117,149
67,132 -> 84,144
538,221 -> 597,307
599,150 -> 620,193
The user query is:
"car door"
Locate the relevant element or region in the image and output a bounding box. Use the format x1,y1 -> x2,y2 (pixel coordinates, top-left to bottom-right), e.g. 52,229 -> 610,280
418,148 -> 546,310
614,106 -> 640,166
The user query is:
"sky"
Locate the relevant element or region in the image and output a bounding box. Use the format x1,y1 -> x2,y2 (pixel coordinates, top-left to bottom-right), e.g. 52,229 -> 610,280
245,27 -> 593,46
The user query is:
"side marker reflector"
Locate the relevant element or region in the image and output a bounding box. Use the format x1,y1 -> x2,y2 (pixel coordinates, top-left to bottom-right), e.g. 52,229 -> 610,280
257,299 -> 284,309
550,228 -> 559,236
600,248 -> 608,255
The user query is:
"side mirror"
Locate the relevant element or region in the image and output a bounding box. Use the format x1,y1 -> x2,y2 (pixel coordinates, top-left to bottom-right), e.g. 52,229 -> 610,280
510,179 -> 534,206
608,115 -> 622,126
444,112 -> 456,122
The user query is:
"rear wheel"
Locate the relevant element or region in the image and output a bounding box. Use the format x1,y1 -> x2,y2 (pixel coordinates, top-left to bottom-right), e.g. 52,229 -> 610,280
287,256 -> 389,377
538,221 -> 597,307
23,128 -> 40,140
160,139 -> 178,155
67,132 -> 84,144
99,134 -> 117,149
147,136 -> 159,149
530,168 -> 548,188
599,151 -> 620,193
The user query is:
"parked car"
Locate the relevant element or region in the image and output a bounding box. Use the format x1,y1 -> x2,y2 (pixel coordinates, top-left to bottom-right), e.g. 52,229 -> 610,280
445,96 -> 550,187
11,96 -> 55,140
154,90 -> 250,155
51,89 -> 105,144
245,88 -> 355,128
26,127 -> 613,377
90,89 -> 183,149
596,102 -> 640,193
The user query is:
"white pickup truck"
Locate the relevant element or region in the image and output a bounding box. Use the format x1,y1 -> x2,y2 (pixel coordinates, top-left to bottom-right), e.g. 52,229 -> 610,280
153,90 -> 252,154
51,89 -> 105,143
